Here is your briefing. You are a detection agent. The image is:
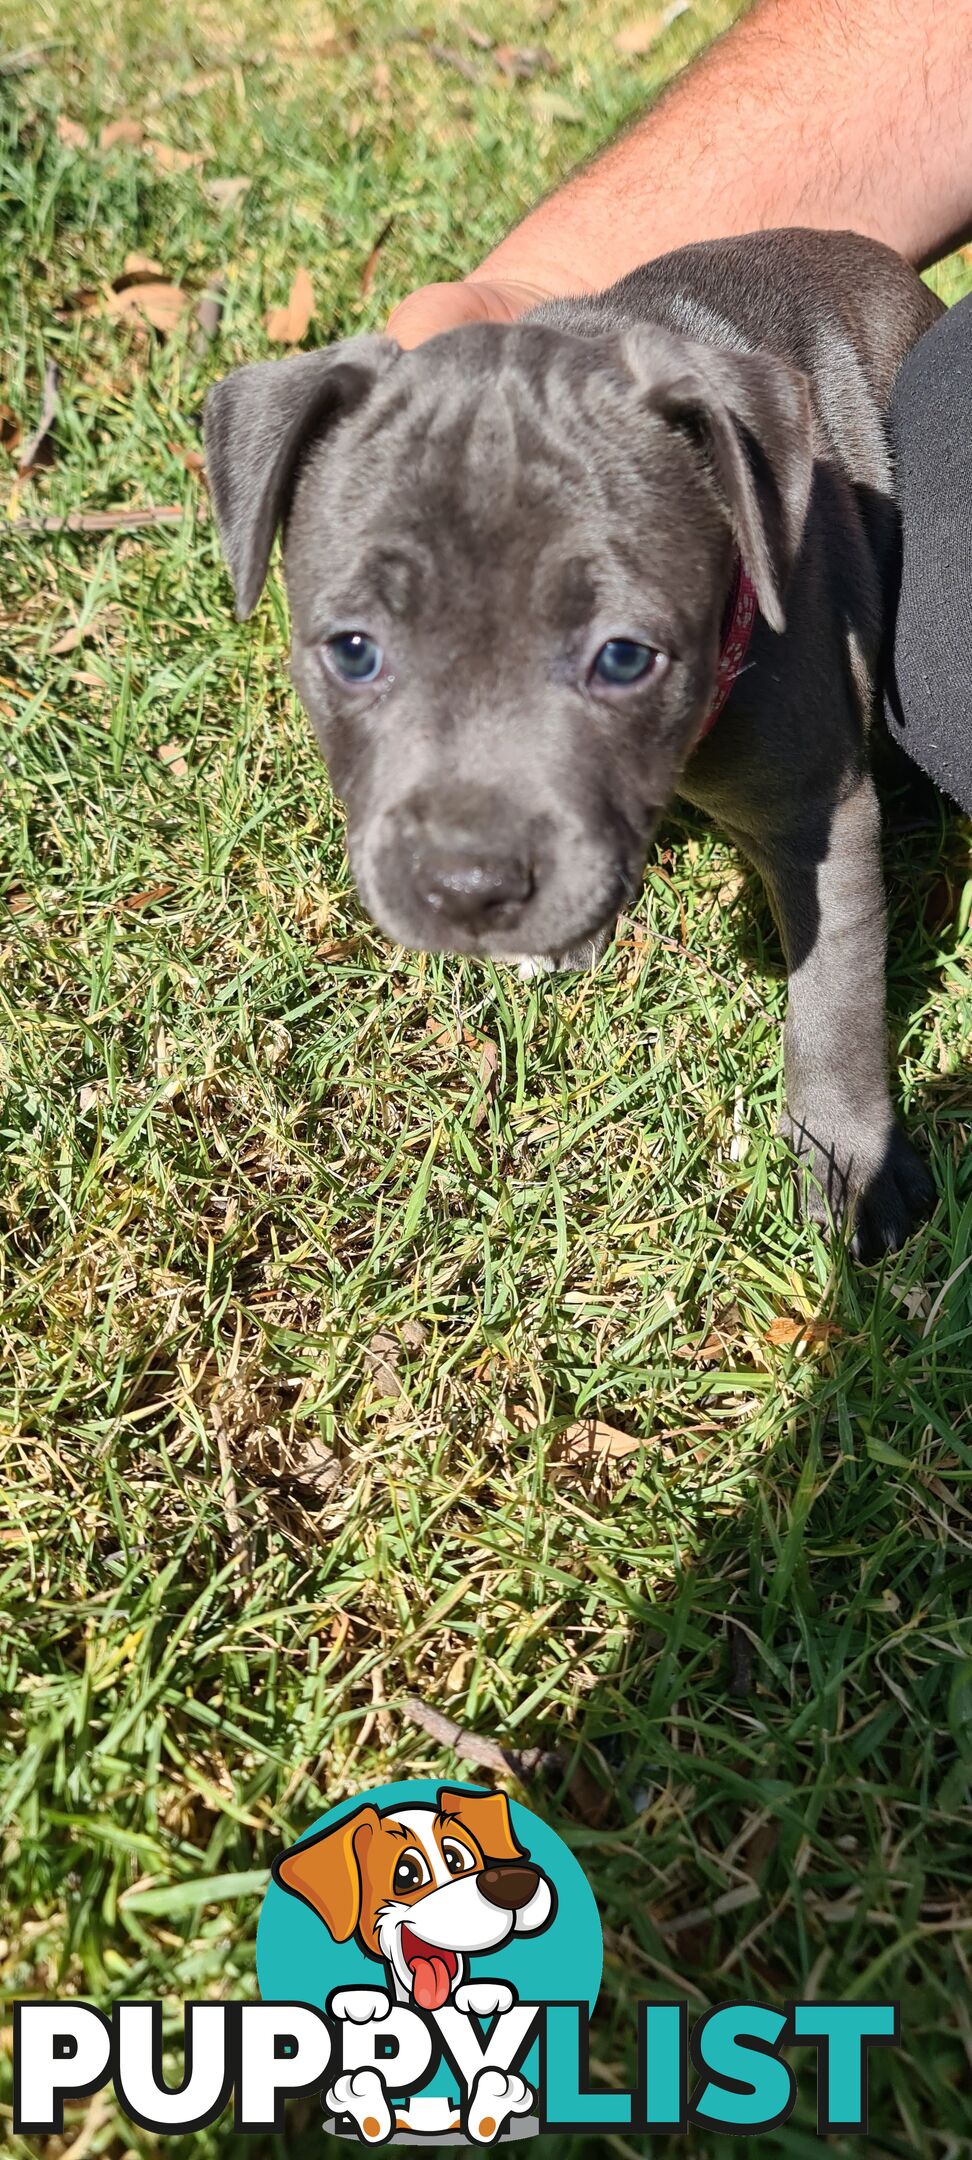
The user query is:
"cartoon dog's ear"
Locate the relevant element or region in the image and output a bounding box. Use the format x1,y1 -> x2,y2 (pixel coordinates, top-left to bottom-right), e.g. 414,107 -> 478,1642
622,326 -> 813,636
272,1804 -> 380,1943
437,1788 -> 525,1864
203,336 -> 401,620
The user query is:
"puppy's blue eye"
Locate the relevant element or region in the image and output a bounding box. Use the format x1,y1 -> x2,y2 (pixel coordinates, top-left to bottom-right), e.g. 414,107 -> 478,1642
325,631 -> 383,683
592,639 -> 658,685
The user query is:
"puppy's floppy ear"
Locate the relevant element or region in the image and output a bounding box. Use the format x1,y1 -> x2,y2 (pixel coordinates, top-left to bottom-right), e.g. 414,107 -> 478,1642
271,1803 -> 380,1943
437,1788 -> 525,1864
203,336 -> 401,619
622,327 -> 813,634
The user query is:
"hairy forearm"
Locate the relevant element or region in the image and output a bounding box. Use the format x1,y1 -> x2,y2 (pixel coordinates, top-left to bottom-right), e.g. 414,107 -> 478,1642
471,0 -> 972,293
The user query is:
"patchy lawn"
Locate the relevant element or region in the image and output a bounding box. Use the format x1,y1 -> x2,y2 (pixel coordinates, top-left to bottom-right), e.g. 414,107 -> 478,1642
2,1 -> 971,2153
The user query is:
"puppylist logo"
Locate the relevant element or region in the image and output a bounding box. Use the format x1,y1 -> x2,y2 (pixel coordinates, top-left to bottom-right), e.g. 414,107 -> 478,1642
258,1780 -> 593,2142
14,1780 -> 899,2144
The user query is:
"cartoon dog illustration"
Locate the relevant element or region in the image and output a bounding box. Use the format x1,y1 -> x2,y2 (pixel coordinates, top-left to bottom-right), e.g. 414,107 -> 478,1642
273,1787 -> 554,2142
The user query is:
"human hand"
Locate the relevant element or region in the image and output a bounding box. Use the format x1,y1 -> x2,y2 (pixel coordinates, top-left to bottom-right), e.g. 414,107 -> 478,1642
386,273 -> 559,348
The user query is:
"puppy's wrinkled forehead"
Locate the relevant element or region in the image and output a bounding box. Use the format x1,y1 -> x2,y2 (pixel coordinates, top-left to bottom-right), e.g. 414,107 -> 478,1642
285,322 -> 692,623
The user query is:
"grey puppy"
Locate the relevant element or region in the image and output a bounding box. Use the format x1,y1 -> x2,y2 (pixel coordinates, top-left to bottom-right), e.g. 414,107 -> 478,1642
204,228 -> 942,1260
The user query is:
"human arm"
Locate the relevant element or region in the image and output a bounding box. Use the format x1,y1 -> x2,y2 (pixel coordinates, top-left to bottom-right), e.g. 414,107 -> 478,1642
387,0 -> 972,346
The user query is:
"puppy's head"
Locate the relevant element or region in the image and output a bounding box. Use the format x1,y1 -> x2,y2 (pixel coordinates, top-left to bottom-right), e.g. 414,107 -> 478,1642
205,320 -> 811,960
272,1788 -> 554,2008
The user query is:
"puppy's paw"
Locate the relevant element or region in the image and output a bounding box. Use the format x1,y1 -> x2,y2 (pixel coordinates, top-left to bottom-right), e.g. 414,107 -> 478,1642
327,2068 -> 392,2142
466,2067 -> 534,2145
850,1128 -> 937,1261
329,1986 -> 391,2024
782,1112 -> 936,1262
454,1979 -> 516,2018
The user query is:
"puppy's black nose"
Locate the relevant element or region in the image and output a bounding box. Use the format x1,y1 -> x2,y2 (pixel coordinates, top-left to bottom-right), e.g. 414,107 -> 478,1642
417,849 -> 534,926
479,1864 -> 540,1912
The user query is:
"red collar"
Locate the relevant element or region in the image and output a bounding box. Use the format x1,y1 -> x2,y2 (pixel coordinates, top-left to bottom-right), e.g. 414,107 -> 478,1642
696,553 -> 758,741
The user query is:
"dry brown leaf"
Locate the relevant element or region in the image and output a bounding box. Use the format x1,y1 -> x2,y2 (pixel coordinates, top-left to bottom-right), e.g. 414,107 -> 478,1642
425,1015 -> 458,1050
123,250 -> 163,277
158,739 -> 189,779
173,68 -> 225,99
462,1029 -> 499,1128
494,43 -> 556,78
554,1417 -> 643,1464
614,14 -> 664,55
271,24 -> 351,60
51,618 -> 101,655
419,41 -> 482,84
194,279 -> 226,349
364,1329 -> 403,1399
121,881 -> 174,910
445,1647 -> 470,1693
57,115 -> 90,149
111,268 -> 169,297
148,141 -> 207,173
765,1315 -> 841,1350
56,284 -> 99,318
264,266 -> 315,344
257,1019 -> 292,1069
283,1435 -> 341,1494
488,1400 -> 541,1446
78,1081 -> 109,1114
923,871 -> 964,933
313,934 -> 364,959
692,1332 -> 727,1366
167,440 -> 205,475
106,280 -> 189,334
0,402 -> 21,456
203,175 -> 251,211
561,1754 -> 613,1827
528,89 -> 585,122
99,116 -> 145,149
371,60 -> 393,99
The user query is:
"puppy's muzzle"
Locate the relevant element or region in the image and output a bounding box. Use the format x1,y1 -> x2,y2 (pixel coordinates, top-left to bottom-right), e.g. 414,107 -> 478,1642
478,1863 -> 541,1912
400,789 -> 539,935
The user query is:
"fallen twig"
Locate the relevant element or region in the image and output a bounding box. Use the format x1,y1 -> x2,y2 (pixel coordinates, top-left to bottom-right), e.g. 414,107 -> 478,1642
403,1696 -> 555,1779
194,274 -> 227,352
17,358 -> 59,476
209,1397 -> 254,1582
396,32 -> 483,83
616,911 -> 766,1008
9,503 -> 186,535
0,41 -> 62,74
403,1694 -> 614,1822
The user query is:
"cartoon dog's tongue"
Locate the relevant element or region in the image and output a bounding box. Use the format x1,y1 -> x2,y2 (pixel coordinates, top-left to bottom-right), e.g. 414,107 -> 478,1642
412,1955 -> 451,2010
401,1926 -> 458,2010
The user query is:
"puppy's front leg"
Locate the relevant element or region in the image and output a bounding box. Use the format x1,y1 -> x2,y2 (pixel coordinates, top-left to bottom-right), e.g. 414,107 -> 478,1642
747,776 -> 934,1260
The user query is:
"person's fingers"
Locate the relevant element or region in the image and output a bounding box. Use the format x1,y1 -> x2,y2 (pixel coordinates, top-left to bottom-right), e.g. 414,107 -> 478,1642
386,276 -> 551,349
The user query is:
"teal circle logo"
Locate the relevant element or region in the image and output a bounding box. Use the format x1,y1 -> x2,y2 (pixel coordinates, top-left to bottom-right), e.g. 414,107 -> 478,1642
257,1780 -> 602,2142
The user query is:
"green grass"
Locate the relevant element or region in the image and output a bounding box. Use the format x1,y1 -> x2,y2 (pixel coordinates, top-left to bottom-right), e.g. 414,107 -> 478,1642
2,1 -> 972,2154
